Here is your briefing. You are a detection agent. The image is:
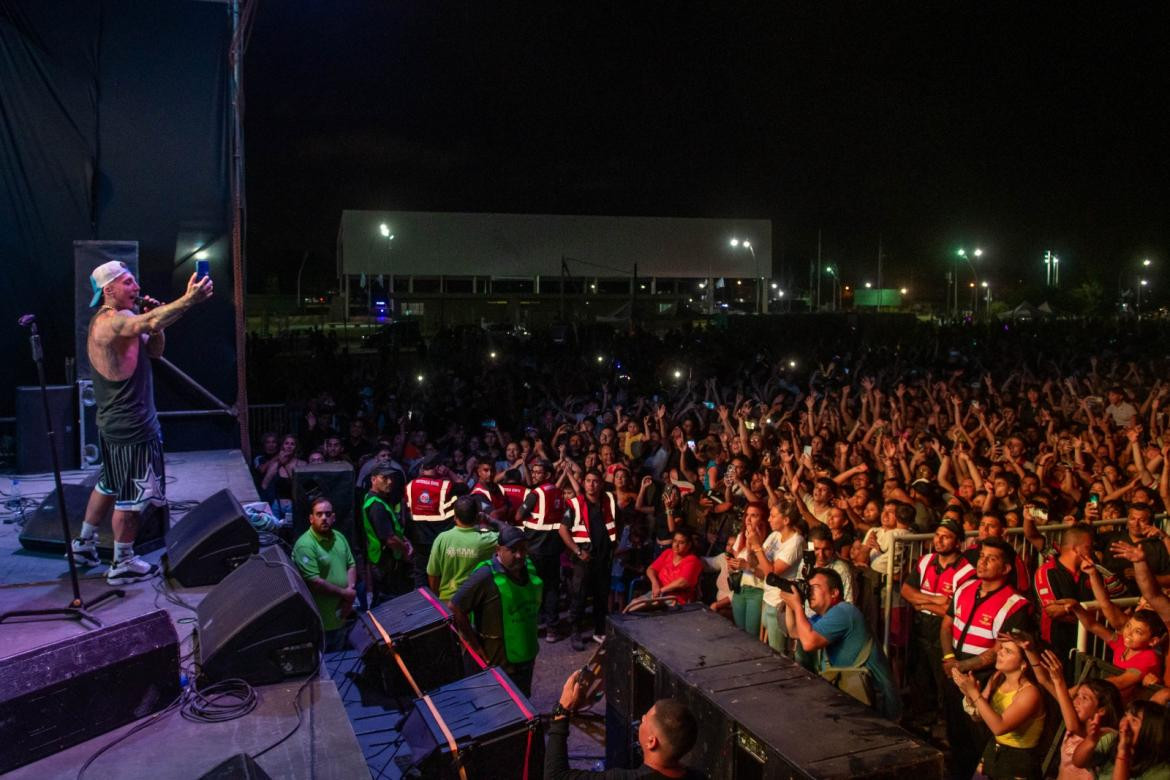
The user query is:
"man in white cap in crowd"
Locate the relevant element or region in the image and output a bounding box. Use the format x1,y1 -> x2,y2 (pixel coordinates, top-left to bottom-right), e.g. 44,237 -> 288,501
72,261 -> 213,584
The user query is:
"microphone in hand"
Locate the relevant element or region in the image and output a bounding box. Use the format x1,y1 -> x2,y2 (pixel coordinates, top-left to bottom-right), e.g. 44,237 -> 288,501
135,295 -> 162,312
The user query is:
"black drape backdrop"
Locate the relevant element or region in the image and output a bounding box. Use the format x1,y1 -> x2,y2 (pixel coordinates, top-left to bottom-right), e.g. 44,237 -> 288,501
0,0 -> 237,450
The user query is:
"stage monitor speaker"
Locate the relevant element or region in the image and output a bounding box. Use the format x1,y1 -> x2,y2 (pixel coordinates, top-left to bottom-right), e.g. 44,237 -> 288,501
163,489 -> 258,586
348,587 -> 462,697
197,753 -> 273,780
17,475 -> 168,557
292,462 -> 355,541
0,610 -> 180,774
16,385 -> 78,473
195,545 -> 323,685
401,668 -> 543,779
74,240 -> 139,382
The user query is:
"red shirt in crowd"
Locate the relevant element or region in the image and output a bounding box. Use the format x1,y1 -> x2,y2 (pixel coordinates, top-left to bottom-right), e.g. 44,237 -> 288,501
648,549 -> 702,604
1107,635 -> 1162,702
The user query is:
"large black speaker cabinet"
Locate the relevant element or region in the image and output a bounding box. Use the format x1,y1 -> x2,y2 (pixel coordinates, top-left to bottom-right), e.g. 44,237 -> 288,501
400,668 -> 544,779
74,240 -> 139,382
292,462 -> 355,540
605,607 -> 943,779
0,610 -> 179,774
163,489 -> 258,586
17,474 -> 168,557
16,384 -> 78,473
195,545 -> 323,685
348,587 -> 462,697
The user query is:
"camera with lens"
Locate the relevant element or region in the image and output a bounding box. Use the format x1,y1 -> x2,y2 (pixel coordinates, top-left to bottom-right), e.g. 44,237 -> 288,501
766,574 -> 810,600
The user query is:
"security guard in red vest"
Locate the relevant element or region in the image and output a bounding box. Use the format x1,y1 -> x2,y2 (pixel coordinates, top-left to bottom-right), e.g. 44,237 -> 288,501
940,537 -> 1031,779
404,460 -> 467,589
514,459 -> 567,640
470,460 -> 511,528
559,471 -> 618,651
900,519 -> 974,727
450,525 -> 542,697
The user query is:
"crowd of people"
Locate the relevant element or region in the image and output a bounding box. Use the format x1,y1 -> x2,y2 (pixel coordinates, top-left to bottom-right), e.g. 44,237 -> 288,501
253,315 -> 1170,779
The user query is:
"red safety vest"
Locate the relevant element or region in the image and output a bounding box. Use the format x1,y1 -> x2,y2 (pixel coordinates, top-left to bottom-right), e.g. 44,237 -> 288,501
471,482 -> 509,516
951,579 -> 1029,657
405,476 -> 455,522
523,482 -> 565,532
500,484 -> 529,524
567,493 -> 617,544
916,553 -> 975,600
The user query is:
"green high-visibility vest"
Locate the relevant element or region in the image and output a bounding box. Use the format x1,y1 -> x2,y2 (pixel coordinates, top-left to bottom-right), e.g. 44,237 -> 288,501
474,558 -> 542,665
362,493 -> 404,565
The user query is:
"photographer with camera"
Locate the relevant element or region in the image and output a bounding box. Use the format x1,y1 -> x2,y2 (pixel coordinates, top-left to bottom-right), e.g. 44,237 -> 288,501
778,567 -> 902,721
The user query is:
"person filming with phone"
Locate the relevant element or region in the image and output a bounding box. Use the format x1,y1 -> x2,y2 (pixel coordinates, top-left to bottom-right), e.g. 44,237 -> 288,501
72,261 -> 213,584
547,668 -> 704,779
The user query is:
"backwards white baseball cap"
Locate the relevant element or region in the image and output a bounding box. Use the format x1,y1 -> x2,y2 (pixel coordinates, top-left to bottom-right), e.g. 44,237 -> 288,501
89,261 -> 131,307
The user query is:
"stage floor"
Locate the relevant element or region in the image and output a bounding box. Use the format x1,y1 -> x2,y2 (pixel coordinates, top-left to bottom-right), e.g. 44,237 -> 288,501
0,449 -> 609,777
0,450 -> 368,779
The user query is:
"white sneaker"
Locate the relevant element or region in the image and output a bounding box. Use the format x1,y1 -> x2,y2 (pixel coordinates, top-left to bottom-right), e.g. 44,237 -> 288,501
106,555 -> 159,585
592,633 -> 606,644
69,538 -> 100,567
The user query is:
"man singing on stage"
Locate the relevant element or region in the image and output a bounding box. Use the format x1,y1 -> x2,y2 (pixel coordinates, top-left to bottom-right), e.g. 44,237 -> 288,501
72,261 -> 213,584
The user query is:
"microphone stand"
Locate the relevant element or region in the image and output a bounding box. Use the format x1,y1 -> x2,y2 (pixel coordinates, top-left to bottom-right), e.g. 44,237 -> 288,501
0,316 -> 123,628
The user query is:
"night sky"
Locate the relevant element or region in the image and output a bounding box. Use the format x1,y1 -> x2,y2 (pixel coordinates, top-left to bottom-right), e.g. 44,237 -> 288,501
244,4 -> 1170,299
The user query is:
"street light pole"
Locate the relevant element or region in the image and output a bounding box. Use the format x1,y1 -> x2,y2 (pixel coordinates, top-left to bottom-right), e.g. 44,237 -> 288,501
730,238 -> 762,315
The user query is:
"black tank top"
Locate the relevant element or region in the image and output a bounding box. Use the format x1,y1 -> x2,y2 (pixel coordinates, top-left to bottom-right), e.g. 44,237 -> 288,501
92,335 -> 160,444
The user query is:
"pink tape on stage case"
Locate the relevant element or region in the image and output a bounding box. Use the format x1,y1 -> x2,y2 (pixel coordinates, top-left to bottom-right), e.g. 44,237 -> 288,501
418,586 -> 535,779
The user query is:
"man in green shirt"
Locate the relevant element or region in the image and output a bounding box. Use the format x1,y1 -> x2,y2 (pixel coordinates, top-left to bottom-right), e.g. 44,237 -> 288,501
426,496 -> 498,600
292,497 -> 357,651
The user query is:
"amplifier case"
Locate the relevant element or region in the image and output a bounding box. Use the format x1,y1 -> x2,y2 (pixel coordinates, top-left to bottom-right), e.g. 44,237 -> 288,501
605,606 -> 943,779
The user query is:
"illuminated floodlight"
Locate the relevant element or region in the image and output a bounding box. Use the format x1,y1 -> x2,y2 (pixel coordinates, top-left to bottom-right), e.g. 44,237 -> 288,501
864,282 -> 872,289
379,223 -> 390,237
416,374 -> 424,383
973,248 -> 983,257
900,287 -> 908,295
673,369 -> 682,379
489,351 -> 497,359
596,355 -> 604,363
730,238 -> 740,247
788,360 -> 797,368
